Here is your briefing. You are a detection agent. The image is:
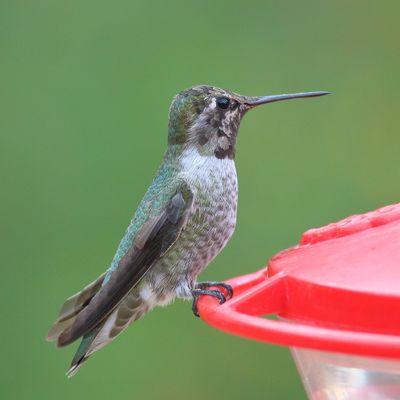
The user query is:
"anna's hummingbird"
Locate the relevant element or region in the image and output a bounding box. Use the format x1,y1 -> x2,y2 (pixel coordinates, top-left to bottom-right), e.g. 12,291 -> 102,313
47,85 -> 329,376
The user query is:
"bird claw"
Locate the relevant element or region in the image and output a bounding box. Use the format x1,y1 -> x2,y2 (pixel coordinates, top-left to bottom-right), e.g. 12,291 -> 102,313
196,281 -> 234,300
191,282 -> 233,317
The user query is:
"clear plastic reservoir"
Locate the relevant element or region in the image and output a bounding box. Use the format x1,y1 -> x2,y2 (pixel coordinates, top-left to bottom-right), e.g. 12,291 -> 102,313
291,348 -> 400,400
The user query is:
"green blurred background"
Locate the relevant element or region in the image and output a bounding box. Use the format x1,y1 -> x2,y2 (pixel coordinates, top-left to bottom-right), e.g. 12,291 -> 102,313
2,1 -> 400,399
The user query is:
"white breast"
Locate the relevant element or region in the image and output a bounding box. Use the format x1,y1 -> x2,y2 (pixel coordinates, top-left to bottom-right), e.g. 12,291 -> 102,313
179,147 -> 237,192
178,147 -> 238,278
142,147 -> 238,302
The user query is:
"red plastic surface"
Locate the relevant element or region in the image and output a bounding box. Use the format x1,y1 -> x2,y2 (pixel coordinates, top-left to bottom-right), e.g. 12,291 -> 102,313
198,203 -> 400,359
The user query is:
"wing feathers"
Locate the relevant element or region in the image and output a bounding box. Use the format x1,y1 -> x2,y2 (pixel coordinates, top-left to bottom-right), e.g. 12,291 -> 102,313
57,187 -> 193,347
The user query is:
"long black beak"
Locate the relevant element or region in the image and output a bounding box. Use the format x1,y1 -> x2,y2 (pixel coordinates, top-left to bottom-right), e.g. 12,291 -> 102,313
246,91 -> 331,107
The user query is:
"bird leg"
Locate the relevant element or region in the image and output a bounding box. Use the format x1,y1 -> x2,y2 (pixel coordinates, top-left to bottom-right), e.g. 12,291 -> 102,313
191,282 -> 233,317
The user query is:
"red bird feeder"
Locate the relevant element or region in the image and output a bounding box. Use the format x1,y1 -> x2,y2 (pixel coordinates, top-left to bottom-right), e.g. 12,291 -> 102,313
198,203 -> 400,399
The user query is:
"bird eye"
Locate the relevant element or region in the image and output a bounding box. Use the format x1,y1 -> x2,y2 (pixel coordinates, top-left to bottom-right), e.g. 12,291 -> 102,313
216,97 -> 230,110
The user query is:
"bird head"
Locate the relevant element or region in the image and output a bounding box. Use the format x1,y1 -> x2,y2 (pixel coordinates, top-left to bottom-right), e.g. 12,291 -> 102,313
168,85 -> 329,159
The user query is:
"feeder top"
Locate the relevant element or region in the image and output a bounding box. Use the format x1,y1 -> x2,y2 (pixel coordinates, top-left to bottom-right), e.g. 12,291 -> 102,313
198,203 -> 400,359
269,203 -> 400,335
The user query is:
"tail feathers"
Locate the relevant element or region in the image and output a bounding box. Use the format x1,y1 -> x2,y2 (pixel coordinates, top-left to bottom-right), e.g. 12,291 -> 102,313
56,272 -> 106,323
67,327 -> 101,378
66,290 -> 150,377
46,272 -> 106,342
66,356 -> 88,378
47,317 -> 77,342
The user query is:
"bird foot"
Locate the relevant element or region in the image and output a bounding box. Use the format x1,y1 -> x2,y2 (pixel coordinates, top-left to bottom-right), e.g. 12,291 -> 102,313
191,281 -> 233,317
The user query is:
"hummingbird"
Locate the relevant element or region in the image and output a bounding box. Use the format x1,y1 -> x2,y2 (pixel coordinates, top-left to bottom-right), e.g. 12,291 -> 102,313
47,85 -> 329,376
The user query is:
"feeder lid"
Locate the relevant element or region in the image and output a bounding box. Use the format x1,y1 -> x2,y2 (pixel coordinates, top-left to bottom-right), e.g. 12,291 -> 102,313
198,203 -> 400,359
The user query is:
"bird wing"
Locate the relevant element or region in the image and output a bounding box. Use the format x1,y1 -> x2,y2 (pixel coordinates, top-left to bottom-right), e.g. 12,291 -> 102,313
57,181 -> 193,347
